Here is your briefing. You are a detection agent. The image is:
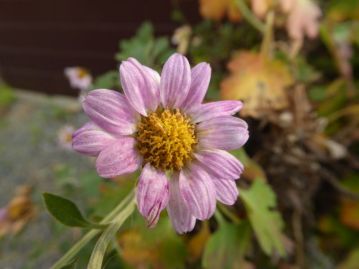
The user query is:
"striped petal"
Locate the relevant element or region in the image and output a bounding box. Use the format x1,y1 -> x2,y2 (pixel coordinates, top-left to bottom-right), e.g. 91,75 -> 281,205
72,122 -> 115,157
96,137 -> 141,178
82,89 -> 137,135
160,53 -> 191,108
194,149 -> 243,180
137,164 -> 169,228
179,164 -> 216,220
197,116 -> 249,151
167,174 -> 196,234
212,178 -> 238,205
189,100 -> 243,123
182,62 -> 211,111
120,58 -> 160,116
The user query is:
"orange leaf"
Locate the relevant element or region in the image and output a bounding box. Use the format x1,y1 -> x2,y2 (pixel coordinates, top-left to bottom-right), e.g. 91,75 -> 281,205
221,51 -> 293,118
340,199 -> 359,230
199,0 -> 241,22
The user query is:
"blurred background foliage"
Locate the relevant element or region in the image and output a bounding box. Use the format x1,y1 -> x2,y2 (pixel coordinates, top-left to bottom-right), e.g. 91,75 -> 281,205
0,0 -> 358,268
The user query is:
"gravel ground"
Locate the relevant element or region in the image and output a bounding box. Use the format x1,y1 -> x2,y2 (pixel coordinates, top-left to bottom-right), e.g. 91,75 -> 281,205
0,90 -> 94,268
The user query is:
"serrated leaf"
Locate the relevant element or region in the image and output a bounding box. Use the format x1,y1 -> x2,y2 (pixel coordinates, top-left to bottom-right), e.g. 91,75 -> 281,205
202,221 -> 251,269
43,193 -> 104,229
92,71 -> 119,90
115,22 -> 174,68
239,180 -> 286,256
221,51 -> 293,118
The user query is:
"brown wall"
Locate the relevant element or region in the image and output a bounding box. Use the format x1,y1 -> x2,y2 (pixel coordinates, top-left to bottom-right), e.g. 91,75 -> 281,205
0,0 -> 199,95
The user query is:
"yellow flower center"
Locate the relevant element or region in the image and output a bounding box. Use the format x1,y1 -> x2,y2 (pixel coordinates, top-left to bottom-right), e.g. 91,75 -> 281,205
77,68 -> 89,79
135,108 -> 197,171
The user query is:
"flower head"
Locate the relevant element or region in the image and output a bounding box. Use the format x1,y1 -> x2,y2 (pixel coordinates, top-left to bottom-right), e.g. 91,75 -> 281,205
64,67 -> 92,91
57,125 -> 75,150
172,25 -> 192,54
250,0 -> 272,18
280,0 -> 321,41
58,125 -> 75,150
199,0 -> 241,22
72,53 -> 249,233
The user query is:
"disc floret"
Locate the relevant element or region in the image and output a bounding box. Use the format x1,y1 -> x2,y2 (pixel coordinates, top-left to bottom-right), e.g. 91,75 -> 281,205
136,108 -> 197,171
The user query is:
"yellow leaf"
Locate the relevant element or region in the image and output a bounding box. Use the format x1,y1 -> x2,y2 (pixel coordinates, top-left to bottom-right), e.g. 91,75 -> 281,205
118,229 -> 156,267
199,0 -> 241,22
0,185 -> 35,238
340,199 -> 359,230
231,149 -> 267,181
221,51 -> 293,118
251,0 -> 273,18
187,222 -> 210,261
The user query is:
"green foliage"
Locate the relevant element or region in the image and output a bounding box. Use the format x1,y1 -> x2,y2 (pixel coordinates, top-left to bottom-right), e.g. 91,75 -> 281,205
43,193 -> 105,229
190,21 -> 259,64
0,83 -> 16,108
203,221 -> 251,269
115,22 -> 174,68
309,86 -> 328,101
91,71 -> 120,90
88,199 -> 135,269
231,149 -> 267,180
117,213 -> 187,269
327,0 -> 359,21
50,191 -> 135,269
316,79 -> 348,117
293,57 -> 321,83
337,248 -> 359,269
239,180 -> 286,257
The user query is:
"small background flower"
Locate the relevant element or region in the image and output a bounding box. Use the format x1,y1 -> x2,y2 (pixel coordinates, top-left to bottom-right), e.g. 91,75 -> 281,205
281,0 -> 321,41
64,67 -> 93,92
57,125 -> 75,150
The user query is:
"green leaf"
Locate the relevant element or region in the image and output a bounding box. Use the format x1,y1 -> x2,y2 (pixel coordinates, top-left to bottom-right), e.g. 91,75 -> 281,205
115,213 -> 187,269
57,260 -> 77,269
92,71 -> 119,90
202,221 -> 251,269
0,83 -> 16,108
231,149 -> 267,181
43,193 -> 104,229
293,57 -> 321,83
309,86 -> 328,102
239,180 -> 286,256
338,248 -> 359,269
50,191 -> 135,269
115,22 -> 174,68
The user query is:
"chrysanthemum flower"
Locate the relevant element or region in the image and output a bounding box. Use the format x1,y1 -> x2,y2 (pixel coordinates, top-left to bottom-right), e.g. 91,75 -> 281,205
64,67 -> 92,91
280,0 -> 321,41
57,125 -> 75,150
72,53 -> 249,233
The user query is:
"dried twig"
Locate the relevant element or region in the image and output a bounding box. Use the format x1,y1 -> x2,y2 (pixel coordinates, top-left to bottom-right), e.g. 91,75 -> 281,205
320,169 -> 359,200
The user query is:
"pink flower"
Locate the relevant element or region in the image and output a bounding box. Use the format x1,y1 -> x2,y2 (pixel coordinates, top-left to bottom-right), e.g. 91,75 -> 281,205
72,54 -> 249,233
64,67 -> 92,91
58,125 -> 75,150
281,0 -> 321,41
251,0 -> 270,18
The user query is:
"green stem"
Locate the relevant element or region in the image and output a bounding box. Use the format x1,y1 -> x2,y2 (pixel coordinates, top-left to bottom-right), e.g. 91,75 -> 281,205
218,204 -> 241,224
214,210 -> 226,226
260,11 -> 274,57
51,190 -> 135,269
88,198 -> 135,269
235,0 -> 265,33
